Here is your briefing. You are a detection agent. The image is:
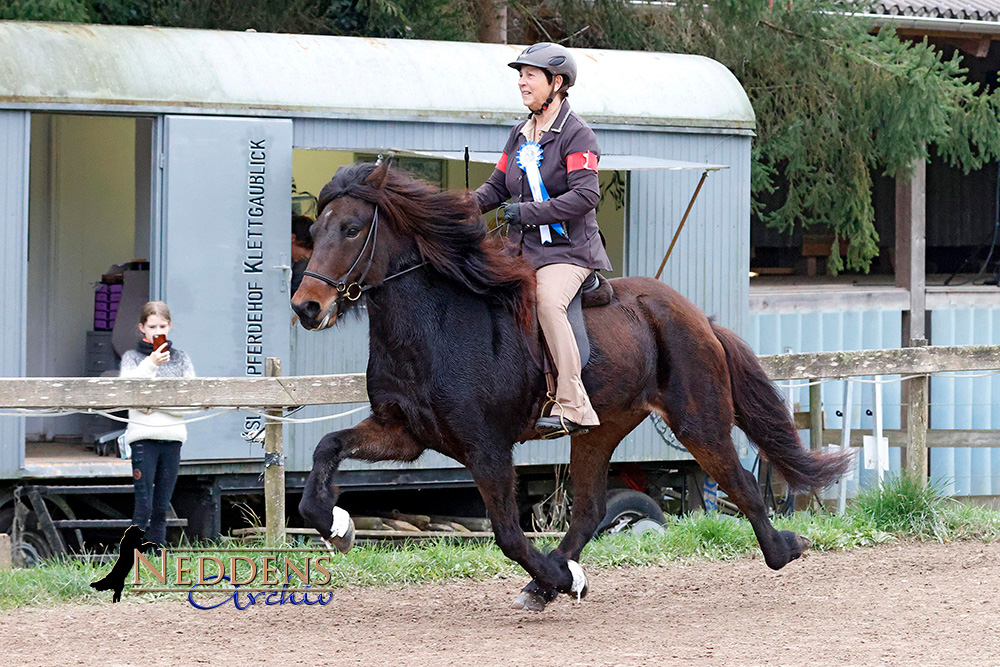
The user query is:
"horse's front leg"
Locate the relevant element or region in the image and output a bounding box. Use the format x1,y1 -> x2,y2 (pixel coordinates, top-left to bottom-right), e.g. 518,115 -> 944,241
299,417 -> 424,551
516,417 -> 644,610
467,447 -> 583,610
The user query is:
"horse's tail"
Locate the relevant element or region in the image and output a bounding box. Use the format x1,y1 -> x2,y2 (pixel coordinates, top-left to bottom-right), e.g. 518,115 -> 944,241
711,322 -> 853,492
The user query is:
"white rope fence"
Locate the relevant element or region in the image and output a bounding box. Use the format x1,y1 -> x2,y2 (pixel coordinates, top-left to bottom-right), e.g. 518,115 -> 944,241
0,403 -> 370,427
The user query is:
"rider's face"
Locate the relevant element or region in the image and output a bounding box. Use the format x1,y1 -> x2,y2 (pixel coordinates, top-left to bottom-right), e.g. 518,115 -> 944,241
518,66 -> 559,112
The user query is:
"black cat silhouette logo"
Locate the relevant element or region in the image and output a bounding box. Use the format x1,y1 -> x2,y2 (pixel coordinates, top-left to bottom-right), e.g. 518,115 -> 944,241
90,525 -> 157,603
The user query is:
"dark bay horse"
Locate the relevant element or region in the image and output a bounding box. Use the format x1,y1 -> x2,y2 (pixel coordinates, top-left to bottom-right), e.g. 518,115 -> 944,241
290,159 -> 852,611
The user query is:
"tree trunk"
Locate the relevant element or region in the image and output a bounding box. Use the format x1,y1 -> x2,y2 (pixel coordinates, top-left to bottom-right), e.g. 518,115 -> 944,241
475,0 -> 507,44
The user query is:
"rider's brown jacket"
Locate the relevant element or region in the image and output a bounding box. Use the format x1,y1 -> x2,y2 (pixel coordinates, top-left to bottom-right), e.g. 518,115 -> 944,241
474,101 -> 613,272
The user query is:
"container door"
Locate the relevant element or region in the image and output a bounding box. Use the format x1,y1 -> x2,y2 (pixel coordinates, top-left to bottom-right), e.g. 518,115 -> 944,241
0,111 -> 28,477
159,116 -> 292,460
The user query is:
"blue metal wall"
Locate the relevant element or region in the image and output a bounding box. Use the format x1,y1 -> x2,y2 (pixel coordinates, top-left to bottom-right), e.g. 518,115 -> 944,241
748,309 -> 903,496
751,307 -> 1000,497
286,118 -> 753,472
0,111 -> 28,478
929,308 -> 1000,496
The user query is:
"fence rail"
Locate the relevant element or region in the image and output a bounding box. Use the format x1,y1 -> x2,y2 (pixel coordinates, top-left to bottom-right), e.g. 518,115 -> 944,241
1,344 -> 997,409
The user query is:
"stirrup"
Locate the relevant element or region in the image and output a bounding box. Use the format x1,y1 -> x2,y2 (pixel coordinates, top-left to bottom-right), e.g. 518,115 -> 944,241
536,394 -> 588,440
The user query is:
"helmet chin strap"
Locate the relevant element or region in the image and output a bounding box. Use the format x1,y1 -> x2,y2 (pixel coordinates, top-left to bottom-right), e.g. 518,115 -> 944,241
529,79 -> 560,117
530,97 -> 553,116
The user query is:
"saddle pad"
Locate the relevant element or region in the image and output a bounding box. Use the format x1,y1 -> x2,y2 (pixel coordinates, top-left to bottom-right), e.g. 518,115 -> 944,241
567,283 -> 591,369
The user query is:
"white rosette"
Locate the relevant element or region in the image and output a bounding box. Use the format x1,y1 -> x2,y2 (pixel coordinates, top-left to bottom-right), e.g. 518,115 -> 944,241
516,142 -> 554,245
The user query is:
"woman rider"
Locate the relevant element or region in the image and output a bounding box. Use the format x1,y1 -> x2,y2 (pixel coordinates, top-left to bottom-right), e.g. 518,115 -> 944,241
475,42 -> 612,438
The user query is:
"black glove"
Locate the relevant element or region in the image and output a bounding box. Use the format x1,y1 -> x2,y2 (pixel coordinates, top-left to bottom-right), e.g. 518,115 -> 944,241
500,202 -> 522,227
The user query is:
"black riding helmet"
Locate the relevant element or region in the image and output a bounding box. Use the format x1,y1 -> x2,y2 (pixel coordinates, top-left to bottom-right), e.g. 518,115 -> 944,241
508,43 -> 578,116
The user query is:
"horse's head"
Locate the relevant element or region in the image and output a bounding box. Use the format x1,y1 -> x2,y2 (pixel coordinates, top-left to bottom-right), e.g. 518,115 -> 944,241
291,161 -> 411,330
292,158 -> 535,333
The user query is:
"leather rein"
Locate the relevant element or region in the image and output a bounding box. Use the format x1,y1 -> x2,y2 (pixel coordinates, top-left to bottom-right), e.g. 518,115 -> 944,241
302,204 -> 427,302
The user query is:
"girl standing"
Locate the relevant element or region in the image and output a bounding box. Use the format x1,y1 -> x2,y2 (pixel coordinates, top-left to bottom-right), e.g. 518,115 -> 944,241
120,301 -> 195,546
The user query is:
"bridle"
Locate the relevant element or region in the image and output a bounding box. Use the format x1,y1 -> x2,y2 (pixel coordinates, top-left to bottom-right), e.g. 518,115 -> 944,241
302,204 -> 427,302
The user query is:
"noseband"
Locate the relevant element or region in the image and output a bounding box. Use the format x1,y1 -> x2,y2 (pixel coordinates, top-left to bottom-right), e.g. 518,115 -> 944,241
302,204 -> 427,301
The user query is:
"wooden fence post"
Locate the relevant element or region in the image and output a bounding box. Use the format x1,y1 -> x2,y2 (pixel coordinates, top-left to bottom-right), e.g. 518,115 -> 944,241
902,338 -> 929,483
0,533 -> 11,571
264,358 -> 286,547
809,382 -> 823,451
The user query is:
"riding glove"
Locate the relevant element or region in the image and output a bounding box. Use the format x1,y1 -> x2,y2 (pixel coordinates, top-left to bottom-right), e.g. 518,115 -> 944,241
501,202 -> 522,227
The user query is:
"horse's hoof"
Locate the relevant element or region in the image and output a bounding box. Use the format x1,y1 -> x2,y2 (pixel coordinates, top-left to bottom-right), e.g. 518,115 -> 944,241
511,590 -> 548,612
328,507 -> 355,554
566,560 -> 588,601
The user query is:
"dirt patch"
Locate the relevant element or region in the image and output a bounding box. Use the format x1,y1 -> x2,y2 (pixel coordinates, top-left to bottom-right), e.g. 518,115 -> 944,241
2,540 -> 999,666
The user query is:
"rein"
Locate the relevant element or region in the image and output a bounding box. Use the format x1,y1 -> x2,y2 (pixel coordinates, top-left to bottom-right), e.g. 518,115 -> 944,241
302,205 -> 428,301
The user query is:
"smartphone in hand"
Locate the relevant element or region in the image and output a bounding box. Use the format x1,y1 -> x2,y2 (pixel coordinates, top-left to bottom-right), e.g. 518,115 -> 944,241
153,333 -> 167,351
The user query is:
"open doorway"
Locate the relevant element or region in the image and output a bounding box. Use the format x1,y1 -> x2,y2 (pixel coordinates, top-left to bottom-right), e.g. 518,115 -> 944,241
25,113 -> 155,465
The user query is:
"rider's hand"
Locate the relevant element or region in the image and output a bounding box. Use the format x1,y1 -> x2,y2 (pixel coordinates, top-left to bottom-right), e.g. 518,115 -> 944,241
150,343 -> 170,366
500,202 -> 522,228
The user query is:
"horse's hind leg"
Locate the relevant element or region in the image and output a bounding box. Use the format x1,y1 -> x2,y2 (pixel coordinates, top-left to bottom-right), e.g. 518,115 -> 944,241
515,415 -> 646,610
659,396 -> 809,570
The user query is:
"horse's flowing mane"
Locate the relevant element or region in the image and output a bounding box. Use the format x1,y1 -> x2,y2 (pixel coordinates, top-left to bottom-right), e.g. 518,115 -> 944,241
318,162 -> 536,328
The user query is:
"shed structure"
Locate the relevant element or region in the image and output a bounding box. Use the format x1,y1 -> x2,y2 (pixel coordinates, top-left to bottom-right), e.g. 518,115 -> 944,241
0,22 -> 754,482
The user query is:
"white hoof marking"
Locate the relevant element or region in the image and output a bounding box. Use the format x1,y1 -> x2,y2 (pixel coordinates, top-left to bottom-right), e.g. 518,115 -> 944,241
567,560 -> 587,601
331,506 -> 351,538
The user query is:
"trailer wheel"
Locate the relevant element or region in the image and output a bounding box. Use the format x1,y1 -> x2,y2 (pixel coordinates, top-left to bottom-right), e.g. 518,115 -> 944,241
596,488 -> 667,536
0,506 -> 52,567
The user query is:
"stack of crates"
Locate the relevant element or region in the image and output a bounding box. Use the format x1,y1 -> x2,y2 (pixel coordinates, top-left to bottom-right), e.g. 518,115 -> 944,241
93,282 -> 123,331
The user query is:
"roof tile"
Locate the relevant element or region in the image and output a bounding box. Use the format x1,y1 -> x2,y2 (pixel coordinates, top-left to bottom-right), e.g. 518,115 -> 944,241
871,1 -> 1000,22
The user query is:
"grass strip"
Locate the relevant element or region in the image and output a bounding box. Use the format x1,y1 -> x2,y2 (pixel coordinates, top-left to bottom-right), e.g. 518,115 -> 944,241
2,474 -> 998,610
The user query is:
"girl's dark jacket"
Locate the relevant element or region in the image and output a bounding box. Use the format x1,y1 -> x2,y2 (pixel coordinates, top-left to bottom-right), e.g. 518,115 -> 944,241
474,101 -> 613,272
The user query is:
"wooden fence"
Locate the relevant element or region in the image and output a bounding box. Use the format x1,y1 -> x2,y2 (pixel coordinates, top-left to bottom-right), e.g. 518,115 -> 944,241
3,344 -> 1000,541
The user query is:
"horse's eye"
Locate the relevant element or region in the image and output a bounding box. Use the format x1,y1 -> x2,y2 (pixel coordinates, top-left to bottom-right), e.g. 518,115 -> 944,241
344,227 -> 361,239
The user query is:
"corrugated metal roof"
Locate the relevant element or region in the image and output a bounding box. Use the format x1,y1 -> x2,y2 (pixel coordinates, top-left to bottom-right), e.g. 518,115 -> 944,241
0,22 -> 754,130
871,1 -> 1000,22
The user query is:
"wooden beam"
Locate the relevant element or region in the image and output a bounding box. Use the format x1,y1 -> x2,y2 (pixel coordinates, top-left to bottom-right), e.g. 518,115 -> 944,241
749,287 -> 910,314
955,37 -> 991,58
902,338 -> 930,481
818,429 -> 1000,449
895,156 -> 926,340
264,358 -> 286,548
809,384 -> 823,451
759,344 -> 1000,380
0,344 -> 996,408
0,373 -> 368,409
926,287 -> 1000,310
0,533 -> 10,572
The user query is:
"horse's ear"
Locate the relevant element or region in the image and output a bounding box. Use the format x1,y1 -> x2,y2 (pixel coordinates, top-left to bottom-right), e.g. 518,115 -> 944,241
366,152 -> 395,190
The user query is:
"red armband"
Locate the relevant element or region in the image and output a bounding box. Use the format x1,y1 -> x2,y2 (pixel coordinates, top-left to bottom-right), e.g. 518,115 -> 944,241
495,152 -> 508,173
566,151 -> 598,173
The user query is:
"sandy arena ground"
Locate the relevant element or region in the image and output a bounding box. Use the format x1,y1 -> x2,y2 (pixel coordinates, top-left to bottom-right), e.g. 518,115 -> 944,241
2,540 -> 999,667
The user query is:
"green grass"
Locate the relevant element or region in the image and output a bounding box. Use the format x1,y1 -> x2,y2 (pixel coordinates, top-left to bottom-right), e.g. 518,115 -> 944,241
3,474 -> 999,610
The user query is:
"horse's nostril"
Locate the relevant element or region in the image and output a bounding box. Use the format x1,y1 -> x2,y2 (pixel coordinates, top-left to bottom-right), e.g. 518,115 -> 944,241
302,301 -> 321,320
292,300 -> 323,322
